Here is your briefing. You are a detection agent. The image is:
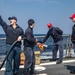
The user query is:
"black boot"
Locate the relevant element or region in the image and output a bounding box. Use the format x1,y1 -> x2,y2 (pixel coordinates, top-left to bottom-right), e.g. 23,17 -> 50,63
23,70 -> 30,75
70,70 -> 75,74
56,60 -> 62,64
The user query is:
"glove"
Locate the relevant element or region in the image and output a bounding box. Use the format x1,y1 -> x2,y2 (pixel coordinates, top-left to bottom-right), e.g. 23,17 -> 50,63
37,43 -> 44,50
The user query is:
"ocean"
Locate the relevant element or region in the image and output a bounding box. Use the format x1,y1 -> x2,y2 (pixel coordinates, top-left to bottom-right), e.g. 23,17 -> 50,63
0,34 -> 74,59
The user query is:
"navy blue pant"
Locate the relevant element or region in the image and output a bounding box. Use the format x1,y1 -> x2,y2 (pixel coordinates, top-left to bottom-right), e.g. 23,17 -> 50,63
52,40 -> 63,62
4,44 -> 21,75
24,47 -> 35,75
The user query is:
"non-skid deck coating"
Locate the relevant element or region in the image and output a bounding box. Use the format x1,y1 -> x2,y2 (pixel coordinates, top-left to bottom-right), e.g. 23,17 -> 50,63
0,58 -> 75,75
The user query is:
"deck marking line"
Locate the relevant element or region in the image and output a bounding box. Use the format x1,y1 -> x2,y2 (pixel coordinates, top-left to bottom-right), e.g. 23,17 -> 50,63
40,59 -> 75,66
0,59 -> 75,71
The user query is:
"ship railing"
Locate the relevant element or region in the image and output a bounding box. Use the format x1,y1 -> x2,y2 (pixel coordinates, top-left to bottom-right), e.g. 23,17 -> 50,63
0,34 -> 75,60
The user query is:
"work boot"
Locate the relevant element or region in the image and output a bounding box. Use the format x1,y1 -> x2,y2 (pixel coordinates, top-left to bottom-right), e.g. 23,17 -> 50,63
23,70 -> 29,75
70,70 -> 75,74
56,60 -> 62,64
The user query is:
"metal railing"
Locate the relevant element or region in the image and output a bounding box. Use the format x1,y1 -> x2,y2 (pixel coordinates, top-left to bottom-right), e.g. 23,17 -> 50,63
0,34 -> 75,60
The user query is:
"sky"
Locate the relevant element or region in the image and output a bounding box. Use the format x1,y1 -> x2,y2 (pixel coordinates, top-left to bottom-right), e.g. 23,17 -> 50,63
0,0 -> 75,34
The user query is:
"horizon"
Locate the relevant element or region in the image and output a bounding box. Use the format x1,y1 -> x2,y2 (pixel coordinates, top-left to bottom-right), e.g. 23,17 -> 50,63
0,33 -> 71,35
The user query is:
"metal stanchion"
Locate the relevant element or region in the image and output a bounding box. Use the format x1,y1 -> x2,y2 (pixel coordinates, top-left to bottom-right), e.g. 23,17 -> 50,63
65,35 -> 72,58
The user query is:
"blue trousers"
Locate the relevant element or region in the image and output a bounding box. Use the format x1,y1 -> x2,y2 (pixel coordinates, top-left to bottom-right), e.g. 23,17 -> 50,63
24,47 -> 35,75
52,40 -> 63,62
4,44 -> 21,75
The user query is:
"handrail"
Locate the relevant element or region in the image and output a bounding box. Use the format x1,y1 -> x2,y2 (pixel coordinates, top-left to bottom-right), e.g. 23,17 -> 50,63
0,38 -> 6,40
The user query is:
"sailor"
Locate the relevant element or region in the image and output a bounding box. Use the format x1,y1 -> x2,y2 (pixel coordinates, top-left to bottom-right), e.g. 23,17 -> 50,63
42,23 -> 63,64
0,16 -> 24,75
70,13 -> 75,53
23,19 -> 38,75
70,13 -> 75,74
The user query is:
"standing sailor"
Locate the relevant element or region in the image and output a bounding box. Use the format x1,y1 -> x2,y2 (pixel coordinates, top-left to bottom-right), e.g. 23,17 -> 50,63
23,19 -> 38,75
42,23 -> 63,64
70,13 -> 75,74
70,13 -> 75,53
0,16 -> 24,75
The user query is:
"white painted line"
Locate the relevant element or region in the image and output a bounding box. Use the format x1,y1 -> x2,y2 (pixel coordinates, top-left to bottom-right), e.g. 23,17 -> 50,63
0,65 -> 45,71
19,65 -> 44,68
0,59 -> 75,71
0,68 -> 5,71
19,65 -> 24,68
35,66 -> 46,71
63,60 -> 75,63
40,59 -> 75,66
40,62 -> 56,66
38,73 -> 47,75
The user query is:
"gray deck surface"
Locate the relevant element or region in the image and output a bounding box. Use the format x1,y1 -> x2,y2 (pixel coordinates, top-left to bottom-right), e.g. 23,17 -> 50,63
0,58 -> 75,75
